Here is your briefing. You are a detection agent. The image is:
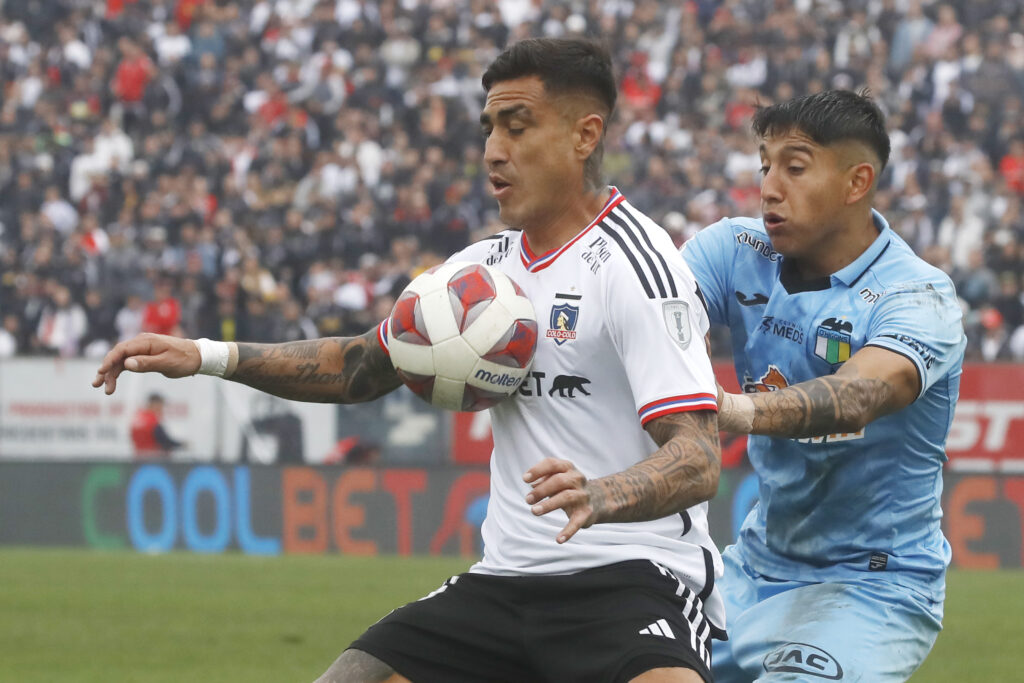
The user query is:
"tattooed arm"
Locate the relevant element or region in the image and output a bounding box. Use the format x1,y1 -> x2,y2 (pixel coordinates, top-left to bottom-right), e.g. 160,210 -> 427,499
523,409 -> 720,543
92,328 -> 401,404
720,346 -> 920,438
231,330 -> 401,403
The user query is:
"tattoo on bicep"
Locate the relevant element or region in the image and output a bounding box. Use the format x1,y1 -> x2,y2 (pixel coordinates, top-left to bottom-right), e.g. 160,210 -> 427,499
753,374 -> 894,437
232,331 -> 401,403
591,411 -> 721,523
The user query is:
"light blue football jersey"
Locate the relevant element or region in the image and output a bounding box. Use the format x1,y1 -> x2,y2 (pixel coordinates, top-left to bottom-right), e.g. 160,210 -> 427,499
682,211 -> 966,602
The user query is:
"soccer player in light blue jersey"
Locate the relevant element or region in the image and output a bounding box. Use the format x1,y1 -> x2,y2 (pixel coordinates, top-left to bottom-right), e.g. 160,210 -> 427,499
682,90 -> 966,682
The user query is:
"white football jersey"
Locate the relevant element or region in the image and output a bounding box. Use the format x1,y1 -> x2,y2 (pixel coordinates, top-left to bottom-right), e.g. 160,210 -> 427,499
383,188 -> 724,632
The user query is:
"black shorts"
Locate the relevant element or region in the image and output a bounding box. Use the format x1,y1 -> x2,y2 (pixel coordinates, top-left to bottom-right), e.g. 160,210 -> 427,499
349,560 -> 716,683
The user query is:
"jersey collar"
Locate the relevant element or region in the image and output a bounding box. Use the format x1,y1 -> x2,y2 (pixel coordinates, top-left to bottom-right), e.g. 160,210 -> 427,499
830,209 -> 892,288
519,187 -> 625,272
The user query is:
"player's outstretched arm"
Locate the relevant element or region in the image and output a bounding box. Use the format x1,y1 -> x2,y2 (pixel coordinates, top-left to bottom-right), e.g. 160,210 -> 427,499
718,346 -> 919,438
231,332 -> 401,403
93,328 -> 402,404
523,409 -> 720,543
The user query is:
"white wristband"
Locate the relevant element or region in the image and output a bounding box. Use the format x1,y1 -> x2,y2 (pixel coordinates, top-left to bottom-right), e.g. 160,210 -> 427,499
192,338 -> 237,378
719,391 -> 755,434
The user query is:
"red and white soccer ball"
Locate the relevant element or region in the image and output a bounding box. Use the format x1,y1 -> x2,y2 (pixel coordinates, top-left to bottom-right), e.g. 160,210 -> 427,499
387,261 -> 538,411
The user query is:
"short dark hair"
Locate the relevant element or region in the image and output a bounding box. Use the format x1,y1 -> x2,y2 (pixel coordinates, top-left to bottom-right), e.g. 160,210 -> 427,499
482,38 -> 616,113
482,38 -> 616,189
752,89 -> 890,170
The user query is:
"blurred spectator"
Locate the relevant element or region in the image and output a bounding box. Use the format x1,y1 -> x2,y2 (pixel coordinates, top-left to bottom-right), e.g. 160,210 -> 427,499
112,39 -> 156,105
40,186 -> 79,236
81,288 -> 119,358
274,298 -> 319,342
1000,137 -> 1024,195
34,285 -> 87,357
975,308 -> 1012,361
141,277 -> 182,335
115,294 -> 145,342
130,393 -> 186,458
0,0 -> 1021,365
0,314 -> 22,357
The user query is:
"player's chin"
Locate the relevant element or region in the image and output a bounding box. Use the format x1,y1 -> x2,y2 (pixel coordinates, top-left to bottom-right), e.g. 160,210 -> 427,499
763,228 -> 793,254
495,201 -> 522,227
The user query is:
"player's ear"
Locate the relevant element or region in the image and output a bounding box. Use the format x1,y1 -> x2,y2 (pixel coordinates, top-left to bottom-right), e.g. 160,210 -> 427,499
574,113 -> 605,163
845,161 -> 876,205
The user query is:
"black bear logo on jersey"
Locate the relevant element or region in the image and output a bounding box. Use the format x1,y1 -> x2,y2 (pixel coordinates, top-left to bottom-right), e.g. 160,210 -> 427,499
548,375 -> 591,398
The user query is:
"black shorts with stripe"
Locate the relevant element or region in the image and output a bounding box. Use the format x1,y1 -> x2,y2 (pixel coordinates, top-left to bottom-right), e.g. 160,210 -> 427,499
348,560 -> 717,683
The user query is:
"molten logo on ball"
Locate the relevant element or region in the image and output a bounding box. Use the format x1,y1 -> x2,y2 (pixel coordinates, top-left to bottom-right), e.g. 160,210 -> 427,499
387,262 -> 538,411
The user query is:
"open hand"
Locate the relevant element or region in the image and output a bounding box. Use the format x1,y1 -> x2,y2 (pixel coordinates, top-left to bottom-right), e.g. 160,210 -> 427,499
92,333 -> 201,395
523,457 -> 601,544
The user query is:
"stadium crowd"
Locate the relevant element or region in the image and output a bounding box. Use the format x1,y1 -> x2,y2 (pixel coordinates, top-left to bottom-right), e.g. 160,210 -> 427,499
0,0 -> 1022,362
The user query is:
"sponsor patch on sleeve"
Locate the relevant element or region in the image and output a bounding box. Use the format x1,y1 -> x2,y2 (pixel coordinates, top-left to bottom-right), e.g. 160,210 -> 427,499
878,333 -> 938,369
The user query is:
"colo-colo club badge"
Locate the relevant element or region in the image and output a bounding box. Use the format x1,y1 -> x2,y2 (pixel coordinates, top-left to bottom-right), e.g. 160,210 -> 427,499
547,303 -> 579,345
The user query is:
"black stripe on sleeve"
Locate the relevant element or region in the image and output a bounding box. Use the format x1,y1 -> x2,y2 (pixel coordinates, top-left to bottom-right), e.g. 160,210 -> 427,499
694,283 -> 709,315
605,211 -> 667,298
616,204 -> 679,297
679,511 -> 692,537
864,342 -> 924,399
599,222 -> 656,298
697,546 -> 715,602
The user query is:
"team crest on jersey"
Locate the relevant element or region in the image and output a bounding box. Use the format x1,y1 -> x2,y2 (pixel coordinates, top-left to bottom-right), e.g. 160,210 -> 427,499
814,317 -> 853,364
547,303 -> 579,344
662,300 -> 691,349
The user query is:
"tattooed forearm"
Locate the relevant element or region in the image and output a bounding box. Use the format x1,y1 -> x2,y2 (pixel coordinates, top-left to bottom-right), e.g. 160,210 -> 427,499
749,374 -> 893,438
587,410 -> 721,523
230,329 -> 401,403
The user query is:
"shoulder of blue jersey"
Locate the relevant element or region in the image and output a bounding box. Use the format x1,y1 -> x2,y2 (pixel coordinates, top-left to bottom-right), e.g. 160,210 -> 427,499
867,233 -> 959,297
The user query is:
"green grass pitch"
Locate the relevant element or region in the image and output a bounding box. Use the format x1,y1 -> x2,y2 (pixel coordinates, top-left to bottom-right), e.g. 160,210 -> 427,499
1,548 -> 1021,682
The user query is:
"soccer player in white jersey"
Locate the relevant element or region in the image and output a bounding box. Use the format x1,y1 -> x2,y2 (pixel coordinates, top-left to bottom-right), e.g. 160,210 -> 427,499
93,38 -> 724,683
682,90 -> 967,681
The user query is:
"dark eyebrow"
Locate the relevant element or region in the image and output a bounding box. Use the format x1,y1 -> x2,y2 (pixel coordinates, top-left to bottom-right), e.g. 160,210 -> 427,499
479,104 -> 531,126
760,143 -> 816,157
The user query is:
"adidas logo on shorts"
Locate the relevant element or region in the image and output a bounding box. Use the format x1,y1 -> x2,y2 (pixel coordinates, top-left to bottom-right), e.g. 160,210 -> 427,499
639,619 -> 675,639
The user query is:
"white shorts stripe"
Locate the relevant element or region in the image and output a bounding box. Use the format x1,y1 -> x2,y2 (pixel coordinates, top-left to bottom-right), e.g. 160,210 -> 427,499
648,560 -> 712,668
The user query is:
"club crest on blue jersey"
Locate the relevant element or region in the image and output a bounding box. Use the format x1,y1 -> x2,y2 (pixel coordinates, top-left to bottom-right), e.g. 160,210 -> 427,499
547,303 -> 579,345
814,317 -> 853,364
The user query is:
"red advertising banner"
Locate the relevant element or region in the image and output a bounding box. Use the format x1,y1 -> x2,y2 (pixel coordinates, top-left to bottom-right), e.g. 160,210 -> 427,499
451,411 -> 493,465
945,363 -> 1024,472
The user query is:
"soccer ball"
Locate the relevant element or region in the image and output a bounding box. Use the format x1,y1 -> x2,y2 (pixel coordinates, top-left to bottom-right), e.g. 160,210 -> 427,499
387,261 -> 538,411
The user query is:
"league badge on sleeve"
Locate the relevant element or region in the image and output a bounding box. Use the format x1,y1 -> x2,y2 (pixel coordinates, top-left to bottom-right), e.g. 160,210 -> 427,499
814,317 -> 853,364
547,303 -> 579,345
662,300 -> 691,349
